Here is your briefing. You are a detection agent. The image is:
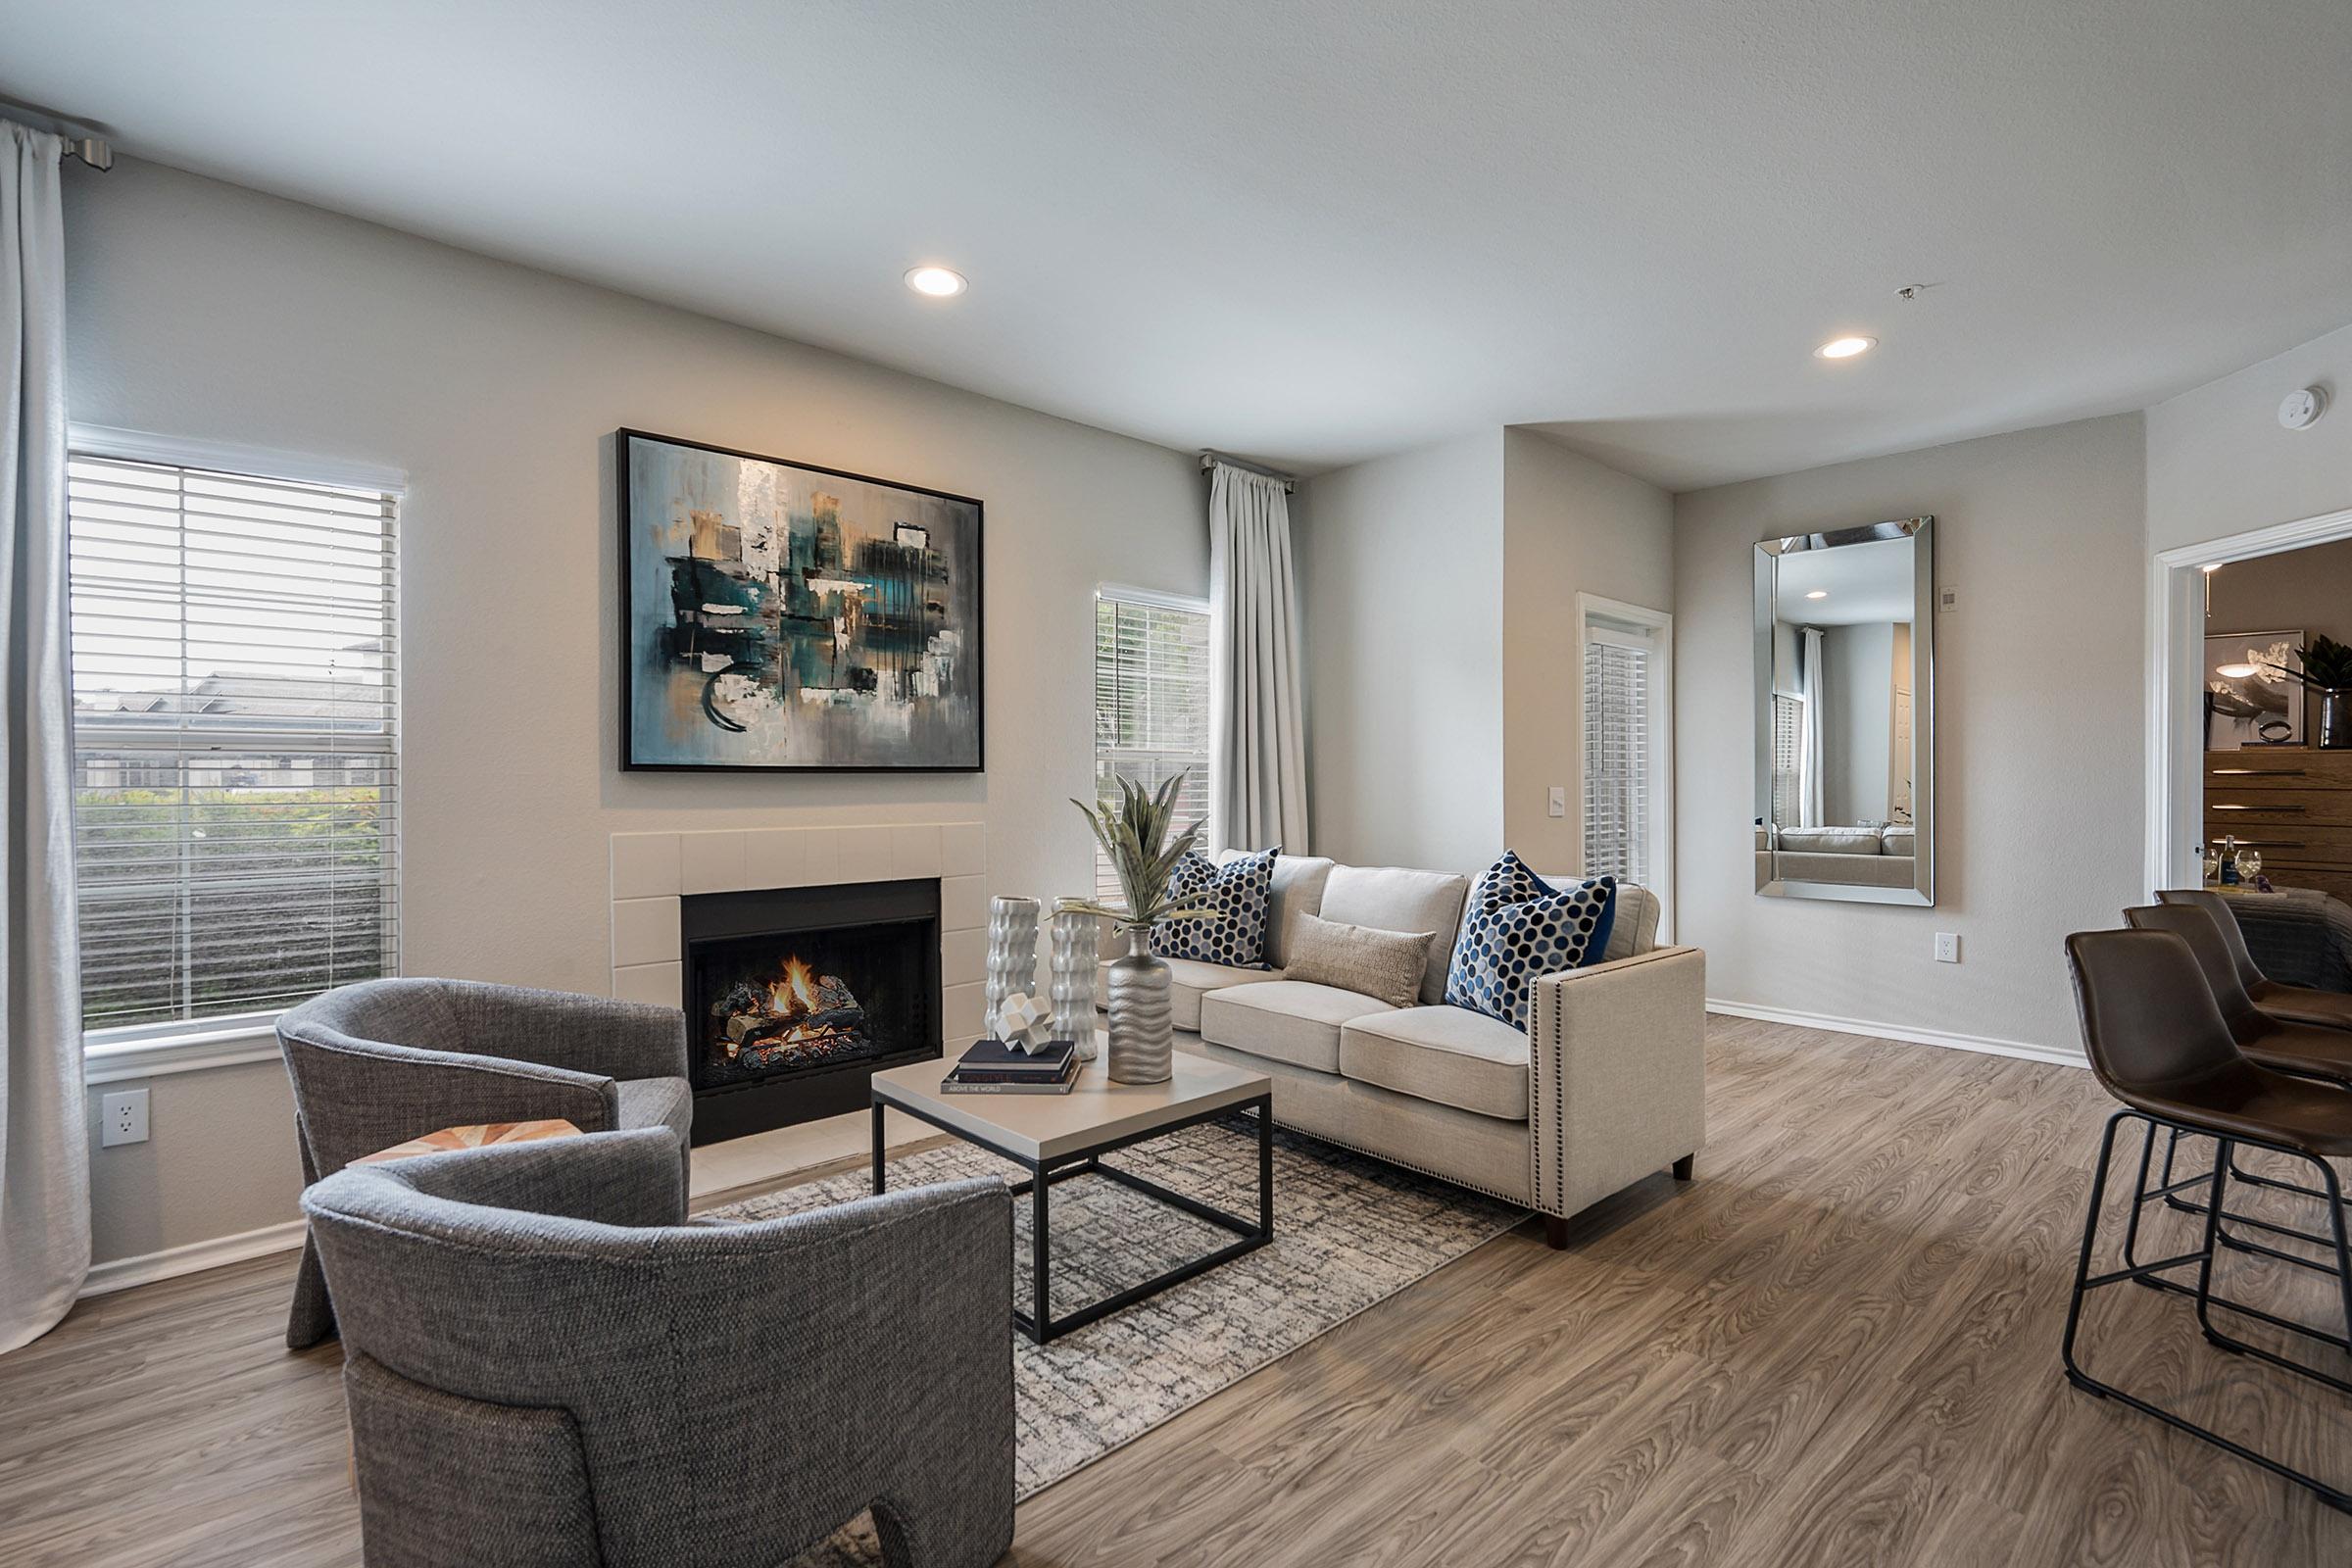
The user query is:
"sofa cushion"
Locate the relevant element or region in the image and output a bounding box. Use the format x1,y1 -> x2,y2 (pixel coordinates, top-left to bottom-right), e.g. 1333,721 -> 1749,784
1341,1006 -> 1530,1121
1775,827 -> 1884,855
1155,847 -> 1278,969
1318,865 -> 1471,1005
1200,981 -> 1397,1075
1217,851 -> 1336,967
1099,956 -> 1282,1033
1446,854 -> 1616,1030
1283,912 -> 1435,1008
1606,883 -> 1661,960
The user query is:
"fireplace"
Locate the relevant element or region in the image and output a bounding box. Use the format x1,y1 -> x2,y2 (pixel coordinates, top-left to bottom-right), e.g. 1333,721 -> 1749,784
680,878 -> 942,1145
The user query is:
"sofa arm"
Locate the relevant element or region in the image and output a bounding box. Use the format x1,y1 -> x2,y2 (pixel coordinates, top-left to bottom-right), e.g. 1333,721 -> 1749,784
1529,945 -> 1707,1217
281,1033 -> 622,1175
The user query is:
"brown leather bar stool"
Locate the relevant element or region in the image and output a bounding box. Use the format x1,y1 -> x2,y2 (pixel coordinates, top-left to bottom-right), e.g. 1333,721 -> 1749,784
2157,887 -> 2352,1032
2063,928 -> 2352,1513
2126,904 -> 2352,1247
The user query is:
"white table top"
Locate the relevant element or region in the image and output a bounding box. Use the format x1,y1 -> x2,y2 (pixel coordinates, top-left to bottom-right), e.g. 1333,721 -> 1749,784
870,1050 -> 1271,1163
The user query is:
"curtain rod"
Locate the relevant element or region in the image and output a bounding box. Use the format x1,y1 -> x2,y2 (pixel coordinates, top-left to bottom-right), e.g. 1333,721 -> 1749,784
1199,451 -> 1297,492
0,95 -> 114,171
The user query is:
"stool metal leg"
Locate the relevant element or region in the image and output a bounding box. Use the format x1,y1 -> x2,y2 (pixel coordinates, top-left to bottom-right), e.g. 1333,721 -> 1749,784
2064,1109 -> 2352,1514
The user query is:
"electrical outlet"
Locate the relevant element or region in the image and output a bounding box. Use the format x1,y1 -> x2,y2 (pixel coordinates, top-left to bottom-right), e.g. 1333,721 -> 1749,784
101,1088 -> 150,1147
1935,932 -> 1961,964
1546,785 -> 1567,819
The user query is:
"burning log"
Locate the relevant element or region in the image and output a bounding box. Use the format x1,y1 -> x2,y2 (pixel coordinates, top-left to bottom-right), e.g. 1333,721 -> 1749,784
710,955 -> 871,1063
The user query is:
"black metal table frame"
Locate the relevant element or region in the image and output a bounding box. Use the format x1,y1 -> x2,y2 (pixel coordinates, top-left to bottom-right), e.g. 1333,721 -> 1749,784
871,1090 -> 1274,1344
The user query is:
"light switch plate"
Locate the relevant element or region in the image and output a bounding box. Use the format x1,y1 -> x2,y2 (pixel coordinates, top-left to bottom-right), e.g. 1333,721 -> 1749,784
1546,785 -> 1567,818
1937,585 -> 1959,613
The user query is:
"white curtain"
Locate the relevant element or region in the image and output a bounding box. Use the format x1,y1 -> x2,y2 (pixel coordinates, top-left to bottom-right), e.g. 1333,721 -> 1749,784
0,122 -> 86,1353
1797,626 -> 1826,829
1206,463 -> 1309,854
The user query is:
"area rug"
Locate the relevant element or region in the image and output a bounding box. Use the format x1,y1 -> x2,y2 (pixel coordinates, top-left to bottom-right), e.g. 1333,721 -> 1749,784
714,1116 -> 1526,1565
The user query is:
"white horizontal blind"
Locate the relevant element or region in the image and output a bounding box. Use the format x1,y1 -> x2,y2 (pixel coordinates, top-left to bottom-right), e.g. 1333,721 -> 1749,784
1583,637 -> 1651,885
1770,692 -> 1804,829
1093,591 -> 1211,905
68,452 -> 401,1032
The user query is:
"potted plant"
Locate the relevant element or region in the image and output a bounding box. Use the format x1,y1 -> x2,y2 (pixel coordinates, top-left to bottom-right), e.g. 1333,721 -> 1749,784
1063,771 -> 1212,1082
2302,636 -> 2352,749
2264,636 -> 2352,749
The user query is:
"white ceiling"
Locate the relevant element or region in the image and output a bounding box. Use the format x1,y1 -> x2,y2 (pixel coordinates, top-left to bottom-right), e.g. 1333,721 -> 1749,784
6,0 -> 2351,489
1773,538 -> 1916,626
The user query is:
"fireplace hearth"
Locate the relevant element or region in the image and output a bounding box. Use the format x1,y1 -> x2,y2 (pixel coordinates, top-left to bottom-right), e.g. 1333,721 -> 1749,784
681,878 -> 941,1144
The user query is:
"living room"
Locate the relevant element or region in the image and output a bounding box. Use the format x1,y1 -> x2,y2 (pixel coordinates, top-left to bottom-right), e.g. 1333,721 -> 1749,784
5,5 -> 2352,1565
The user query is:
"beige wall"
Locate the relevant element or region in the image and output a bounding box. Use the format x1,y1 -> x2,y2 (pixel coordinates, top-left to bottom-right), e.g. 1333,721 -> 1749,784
1294,429 -> 1506,873
65,159 -> 1207,1267
1674,415 -> 2146,1054
2148,319 -> 2352,556
1500,429 -> 1674,873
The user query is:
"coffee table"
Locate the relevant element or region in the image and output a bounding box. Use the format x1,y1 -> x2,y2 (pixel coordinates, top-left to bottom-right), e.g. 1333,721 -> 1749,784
869,1051 -> 1273,1344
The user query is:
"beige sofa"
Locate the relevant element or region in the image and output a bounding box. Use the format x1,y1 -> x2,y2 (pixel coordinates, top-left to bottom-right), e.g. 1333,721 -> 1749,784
1756,824 -> 1916,889
1113,855 -> 1706,1244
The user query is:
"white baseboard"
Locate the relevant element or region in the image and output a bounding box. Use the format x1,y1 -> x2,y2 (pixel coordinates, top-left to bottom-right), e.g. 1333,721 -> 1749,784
1706,999 -> 2087,1070
79,1217 -> 307,1299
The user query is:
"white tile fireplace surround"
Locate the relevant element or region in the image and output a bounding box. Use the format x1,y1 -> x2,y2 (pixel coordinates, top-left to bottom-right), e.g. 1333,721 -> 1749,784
608,821 -> 988,1046
609,821 -> 989,1194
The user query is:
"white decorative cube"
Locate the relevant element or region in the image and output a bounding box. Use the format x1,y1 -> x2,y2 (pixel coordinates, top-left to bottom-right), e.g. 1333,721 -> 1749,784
994,991 -> 1054,1053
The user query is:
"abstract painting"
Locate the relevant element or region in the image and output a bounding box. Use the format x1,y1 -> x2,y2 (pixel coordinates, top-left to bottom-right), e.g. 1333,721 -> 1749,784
619,430 -> 983,771
2205,628 -> 2303,750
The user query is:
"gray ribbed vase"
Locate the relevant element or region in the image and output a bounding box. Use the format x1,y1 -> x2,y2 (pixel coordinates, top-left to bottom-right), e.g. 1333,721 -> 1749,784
1103,926 -> 1174,1084
984,897 -> 1041,1041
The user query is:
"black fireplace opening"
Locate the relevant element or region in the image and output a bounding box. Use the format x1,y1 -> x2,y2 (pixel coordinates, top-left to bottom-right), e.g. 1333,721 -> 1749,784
681,878 -> 941,1145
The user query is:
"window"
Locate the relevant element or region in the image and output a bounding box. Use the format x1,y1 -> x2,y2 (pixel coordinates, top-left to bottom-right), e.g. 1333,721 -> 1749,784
1770,691 -> 1805,829
1092,587 -> 1211,904
1578,596 -> 1672,932
68,450 -> 401,1034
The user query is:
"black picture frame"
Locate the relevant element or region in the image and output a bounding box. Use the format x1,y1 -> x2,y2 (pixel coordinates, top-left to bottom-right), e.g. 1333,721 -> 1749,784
617,428 -> 984,773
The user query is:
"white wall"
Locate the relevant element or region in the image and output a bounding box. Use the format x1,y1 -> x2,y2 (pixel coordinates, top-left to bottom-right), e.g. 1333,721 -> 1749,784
1295,430 -> 1504,872
2148,319 -> 2352,555
1822,622 -> 1893,826
1674,415 -> 2146,1054
1500,428 -> 1675,872
64,159 -> 1206,1266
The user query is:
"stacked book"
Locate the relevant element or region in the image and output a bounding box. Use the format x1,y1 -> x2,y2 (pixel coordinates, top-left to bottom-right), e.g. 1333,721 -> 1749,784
941,1039 -> 1081,1095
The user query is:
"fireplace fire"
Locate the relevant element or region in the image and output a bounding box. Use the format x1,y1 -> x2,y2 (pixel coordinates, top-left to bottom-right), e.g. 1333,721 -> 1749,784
680,878 -> 942,1143
713,956 -> 873,1071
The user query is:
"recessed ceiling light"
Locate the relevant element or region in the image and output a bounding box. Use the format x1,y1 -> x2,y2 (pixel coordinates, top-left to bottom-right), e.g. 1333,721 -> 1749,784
905,266 -> 967,298
2217,662 -> 2263,678
1814,335 -> 1876,360
1805,590 -> 1829,599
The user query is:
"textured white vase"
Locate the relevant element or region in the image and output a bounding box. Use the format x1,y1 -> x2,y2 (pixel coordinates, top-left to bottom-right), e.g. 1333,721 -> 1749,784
1050,905 -> 1103,1061
1104,926 -> 1173,1083
984,897 -> 1041,1041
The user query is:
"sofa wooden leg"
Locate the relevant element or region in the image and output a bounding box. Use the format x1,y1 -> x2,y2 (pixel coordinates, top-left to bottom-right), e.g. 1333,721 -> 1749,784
1544,1214 -> 1568,1250
1672,1153 -> 1695,1181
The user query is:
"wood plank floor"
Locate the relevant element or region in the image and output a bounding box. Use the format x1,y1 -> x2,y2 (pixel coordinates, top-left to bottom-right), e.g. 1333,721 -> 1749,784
7,1015 -> 2352,1566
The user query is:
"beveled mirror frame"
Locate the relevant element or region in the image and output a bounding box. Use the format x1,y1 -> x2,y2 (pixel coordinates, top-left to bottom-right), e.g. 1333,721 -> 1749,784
1752,515 -> 1936,906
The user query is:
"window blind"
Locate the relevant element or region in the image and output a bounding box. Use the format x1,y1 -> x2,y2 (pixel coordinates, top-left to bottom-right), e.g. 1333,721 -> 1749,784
1093,591 -> 1211,904
1583,638 -> 1652,885
67,453 -> 401,1032
1770,692 -> 1804,829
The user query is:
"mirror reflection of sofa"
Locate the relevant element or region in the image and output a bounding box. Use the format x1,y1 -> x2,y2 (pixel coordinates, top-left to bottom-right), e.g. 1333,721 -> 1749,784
1756,824 -> 1915,888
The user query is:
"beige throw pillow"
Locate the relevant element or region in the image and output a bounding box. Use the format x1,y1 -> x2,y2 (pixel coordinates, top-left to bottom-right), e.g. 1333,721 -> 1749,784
1285,911 -> 1435,1008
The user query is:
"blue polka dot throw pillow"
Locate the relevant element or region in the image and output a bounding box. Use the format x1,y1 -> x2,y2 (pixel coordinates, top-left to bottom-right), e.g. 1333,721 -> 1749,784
1152,847 -> 1279,969
1445,853 -> 1618,1031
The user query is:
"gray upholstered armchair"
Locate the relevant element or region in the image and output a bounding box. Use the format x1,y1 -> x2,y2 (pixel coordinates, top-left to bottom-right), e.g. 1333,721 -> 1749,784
302,1129 -> 1015,1568
275,977 -> 693,1348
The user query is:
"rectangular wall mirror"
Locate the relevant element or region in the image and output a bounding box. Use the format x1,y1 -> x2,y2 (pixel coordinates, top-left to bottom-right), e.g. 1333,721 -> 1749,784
1753,516 -> 1935,905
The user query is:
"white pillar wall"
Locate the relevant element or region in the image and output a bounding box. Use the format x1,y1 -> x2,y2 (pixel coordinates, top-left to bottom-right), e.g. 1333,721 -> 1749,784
609,822 -> 990,1054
